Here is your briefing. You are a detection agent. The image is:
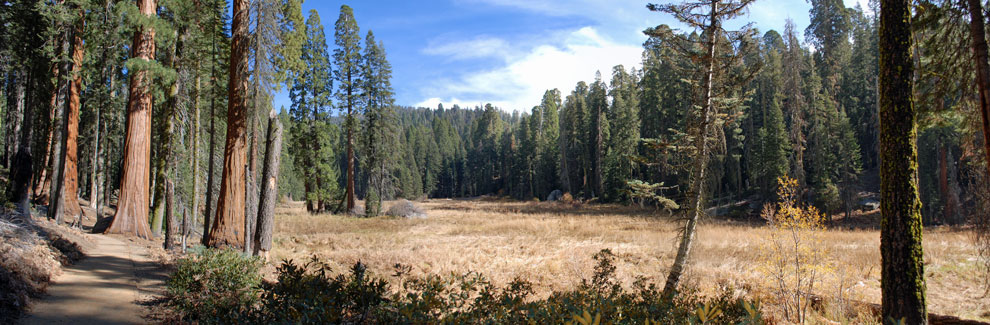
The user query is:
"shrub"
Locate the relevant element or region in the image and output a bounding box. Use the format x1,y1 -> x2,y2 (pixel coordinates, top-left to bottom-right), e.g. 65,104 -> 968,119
760,176 -> 831,323
560,192 -> 574,204
385,200 -> 426,218
165,248 -> 262,323
165,249 -> 764,324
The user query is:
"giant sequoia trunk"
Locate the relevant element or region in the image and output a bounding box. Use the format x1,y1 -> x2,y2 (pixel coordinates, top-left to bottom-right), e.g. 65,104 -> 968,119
104,0 -> 156,239
61,9 -> 85,224
662,1 -> 718,297
967,0 -> 990,184
207,0 -> 249,249
878,0 -> 927,323
254,111 -> 282,259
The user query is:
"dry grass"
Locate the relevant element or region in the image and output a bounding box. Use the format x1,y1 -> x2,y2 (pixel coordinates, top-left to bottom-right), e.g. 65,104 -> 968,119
271,199 -> 988,321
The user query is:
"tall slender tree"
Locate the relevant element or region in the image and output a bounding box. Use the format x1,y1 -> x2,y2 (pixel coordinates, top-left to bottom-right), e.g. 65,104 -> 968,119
333,4 -> 361,212
361,30 -> 397,216
646,0 -> 757,297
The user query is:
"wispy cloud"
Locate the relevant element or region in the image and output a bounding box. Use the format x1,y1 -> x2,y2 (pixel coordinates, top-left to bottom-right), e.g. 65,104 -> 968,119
417,26 -> 643,111
422,37 -> 516,61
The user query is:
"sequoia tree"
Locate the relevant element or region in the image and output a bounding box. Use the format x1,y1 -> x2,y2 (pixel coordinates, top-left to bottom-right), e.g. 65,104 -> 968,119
207,0 -> 250,248
104,0 -> 156,239
334,5 -> 361,212
878,0 -> 927,322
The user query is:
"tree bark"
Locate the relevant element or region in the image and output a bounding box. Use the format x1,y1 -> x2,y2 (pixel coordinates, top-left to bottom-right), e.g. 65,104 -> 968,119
62,8 -> 86,225
879,0 -> 927,323
208,0 -> 249,249
663,0 -> 718,298
202,6 -> 219,245
164,179 -> 177,250
8,70 -> 34,218
47,30 -> 72,225
254,111 -> 282,259
190,74 -> 200,245
104,0 -> 157,239
966,0 -> 990,189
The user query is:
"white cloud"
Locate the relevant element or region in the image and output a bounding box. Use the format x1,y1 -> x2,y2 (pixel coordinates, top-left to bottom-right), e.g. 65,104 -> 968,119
422,37 -> 515,61
416,26 -> 643,111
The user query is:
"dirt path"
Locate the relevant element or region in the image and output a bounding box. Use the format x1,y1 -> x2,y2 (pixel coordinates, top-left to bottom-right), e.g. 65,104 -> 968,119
20,233 -> 166,325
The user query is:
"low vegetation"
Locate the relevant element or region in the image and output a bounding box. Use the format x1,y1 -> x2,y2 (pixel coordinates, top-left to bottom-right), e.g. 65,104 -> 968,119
0,208 -> 86,322
267,199 -> 987,322
166,246 -> 762,324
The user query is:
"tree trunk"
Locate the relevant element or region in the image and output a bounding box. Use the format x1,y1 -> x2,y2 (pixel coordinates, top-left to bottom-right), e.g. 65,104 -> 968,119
207,0 -> 249,249
966,0 -> 990,189
8,70 -> 34,218
47,30 -> 72,225
878,0 -> 927,323
62,8 -> 86,225
164,178 -> 178,250
190,74 -> 200,245
3,73 -> 22,170
254,111 -> 282,259
104,0 -> 157,239
202,8 -> 219,245
33,60 -> 62,204
347,108 -> 356,211
662,0 -> 718,298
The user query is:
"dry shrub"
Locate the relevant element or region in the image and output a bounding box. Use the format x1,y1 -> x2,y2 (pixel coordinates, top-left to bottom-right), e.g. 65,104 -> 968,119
0,215 -> 61,322
0,210 -> 86,323
386,200 -> 426,219
559,192 -> 574,204
759,176 -> 833,323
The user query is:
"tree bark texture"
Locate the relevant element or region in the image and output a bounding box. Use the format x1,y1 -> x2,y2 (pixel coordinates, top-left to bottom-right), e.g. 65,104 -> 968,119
208,0 -> 249,249
879,0 -> 927,323
104,0 -> 156,239
164,179 -> 178,250
8,70 -> 34,217
62,9 -> 86,223
254,112 -> 282,259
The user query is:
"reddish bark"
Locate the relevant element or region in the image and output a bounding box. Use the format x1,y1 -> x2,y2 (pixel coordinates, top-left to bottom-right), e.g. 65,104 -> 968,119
207,0 -> 249,249
62,8 -> 85,222
104,0 -> 156,239
968,0 -> 990,184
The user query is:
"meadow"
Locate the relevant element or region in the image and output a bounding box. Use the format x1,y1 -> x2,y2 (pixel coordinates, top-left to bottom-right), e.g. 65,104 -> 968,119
270,199 -> 988,321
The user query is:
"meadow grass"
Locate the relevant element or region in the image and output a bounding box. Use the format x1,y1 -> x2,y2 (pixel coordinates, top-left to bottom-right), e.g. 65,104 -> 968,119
271,199 -> 988,321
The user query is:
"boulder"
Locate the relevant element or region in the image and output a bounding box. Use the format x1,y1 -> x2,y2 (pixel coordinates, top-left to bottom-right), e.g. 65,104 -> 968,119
386,200 -> 427,219
546,190 -> 563,202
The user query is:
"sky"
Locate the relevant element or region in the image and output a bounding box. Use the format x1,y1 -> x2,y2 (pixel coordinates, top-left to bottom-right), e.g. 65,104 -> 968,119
272,0 -> 871,113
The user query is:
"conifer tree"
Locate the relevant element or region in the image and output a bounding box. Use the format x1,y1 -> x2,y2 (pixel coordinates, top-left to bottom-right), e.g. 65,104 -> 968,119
361,30 -> 397,216
333,4 -> 361,212
646,0 -> 758,296
105,0 -> 159,239
878,0 -> 927,322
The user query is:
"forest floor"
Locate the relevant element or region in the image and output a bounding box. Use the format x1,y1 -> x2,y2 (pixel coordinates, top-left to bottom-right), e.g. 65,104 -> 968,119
19,203 -> 167,325
271,198 -> 990,322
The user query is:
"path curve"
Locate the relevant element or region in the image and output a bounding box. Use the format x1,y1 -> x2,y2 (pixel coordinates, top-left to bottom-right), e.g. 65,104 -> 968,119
20,233 -> 165,325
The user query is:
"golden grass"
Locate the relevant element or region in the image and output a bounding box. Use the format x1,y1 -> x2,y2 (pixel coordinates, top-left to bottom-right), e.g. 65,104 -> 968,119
271,199 -> 988,321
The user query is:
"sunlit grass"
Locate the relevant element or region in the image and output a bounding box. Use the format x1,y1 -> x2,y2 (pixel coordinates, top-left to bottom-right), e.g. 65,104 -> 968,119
270,199 -> 987,321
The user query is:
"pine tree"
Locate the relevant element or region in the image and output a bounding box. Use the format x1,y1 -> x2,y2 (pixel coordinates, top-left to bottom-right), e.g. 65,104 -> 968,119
586,71 -> 607,199
605,65 -> 640,202
878,0 -> 927,322
361,30 -> 397,216
333,4 -> 361,212
290,10 -> 338,213
646,0 -> 758,296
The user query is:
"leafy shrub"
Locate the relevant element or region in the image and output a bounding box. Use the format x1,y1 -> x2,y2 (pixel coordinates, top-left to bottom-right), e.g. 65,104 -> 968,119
166,249 -> 764,324
165,247 -> 263,323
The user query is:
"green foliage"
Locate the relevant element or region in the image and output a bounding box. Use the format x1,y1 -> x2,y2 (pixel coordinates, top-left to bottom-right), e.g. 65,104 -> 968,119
165,248 -> 263,323
165,249 -> 764,324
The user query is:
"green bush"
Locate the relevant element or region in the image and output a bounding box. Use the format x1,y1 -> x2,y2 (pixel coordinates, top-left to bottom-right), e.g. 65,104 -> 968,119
165,249 -> 764,324
165,247 -> 263,323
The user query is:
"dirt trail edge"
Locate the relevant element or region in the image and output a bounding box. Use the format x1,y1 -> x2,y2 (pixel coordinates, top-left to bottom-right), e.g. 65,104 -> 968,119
21,234 -> 166,325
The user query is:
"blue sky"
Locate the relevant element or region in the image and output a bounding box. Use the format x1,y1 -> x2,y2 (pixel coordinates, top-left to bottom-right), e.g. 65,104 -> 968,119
272,0 -> 870,113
